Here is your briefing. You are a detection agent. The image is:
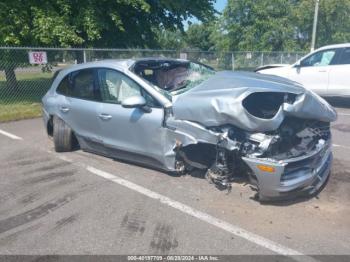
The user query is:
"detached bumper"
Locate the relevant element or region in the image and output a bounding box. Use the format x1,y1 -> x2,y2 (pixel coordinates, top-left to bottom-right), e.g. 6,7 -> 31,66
242,139 -> 332,200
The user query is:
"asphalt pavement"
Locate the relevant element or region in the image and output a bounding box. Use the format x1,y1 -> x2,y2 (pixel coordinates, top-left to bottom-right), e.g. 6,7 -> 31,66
0,102 -> 349,259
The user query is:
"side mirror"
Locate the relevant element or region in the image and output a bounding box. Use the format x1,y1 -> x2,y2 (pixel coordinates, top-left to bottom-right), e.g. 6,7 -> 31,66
294,61 -> 301,68
121,95 -> 151,113
122,95 -> 146,108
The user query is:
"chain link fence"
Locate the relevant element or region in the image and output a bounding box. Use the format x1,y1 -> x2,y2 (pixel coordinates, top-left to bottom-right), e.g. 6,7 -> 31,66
232,51 -> 306,71
0,47 -> 306,122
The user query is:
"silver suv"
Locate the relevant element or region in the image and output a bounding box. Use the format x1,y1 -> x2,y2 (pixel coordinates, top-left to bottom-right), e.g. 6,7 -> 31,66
42,58 -> 336,201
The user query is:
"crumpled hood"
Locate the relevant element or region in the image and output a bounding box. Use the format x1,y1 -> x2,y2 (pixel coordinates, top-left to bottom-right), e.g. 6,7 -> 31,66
172,71 -> 337,132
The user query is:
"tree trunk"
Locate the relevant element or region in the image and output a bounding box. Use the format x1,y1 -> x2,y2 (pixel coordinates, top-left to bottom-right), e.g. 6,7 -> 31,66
4,67 -> 18,90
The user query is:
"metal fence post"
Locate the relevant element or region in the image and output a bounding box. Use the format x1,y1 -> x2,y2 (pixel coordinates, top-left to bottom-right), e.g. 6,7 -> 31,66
83,50 -> 87,63
260,53 -> 264,66
231,53 -> 235,71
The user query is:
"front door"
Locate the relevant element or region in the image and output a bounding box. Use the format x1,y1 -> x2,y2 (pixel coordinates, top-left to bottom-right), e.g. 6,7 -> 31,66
96,68 -> 165,167
289,49 -> 337,95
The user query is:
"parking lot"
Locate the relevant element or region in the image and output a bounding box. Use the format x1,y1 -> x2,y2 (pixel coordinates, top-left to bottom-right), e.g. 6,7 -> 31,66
0,103 -> 349,258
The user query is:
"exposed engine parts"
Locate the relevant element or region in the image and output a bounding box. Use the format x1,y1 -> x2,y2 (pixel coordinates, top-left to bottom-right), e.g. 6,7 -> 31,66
205,138 -> 233,192
174,117 -> 331,193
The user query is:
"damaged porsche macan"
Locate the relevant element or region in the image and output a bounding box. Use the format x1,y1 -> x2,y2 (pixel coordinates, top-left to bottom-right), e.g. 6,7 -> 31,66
42,58 -> 337,201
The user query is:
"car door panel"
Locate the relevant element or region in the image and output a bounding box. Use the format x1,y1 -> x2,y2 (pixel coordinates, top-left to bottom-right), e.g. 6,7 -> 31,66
96,68 -> 165,167
328,65 -> 350,96
328,48 -> 350,97
99,104 -> 165,167
55,69 -> 105,154
65,97 -> 105,153
287,49 -> 338,95
288,66 -> 329,95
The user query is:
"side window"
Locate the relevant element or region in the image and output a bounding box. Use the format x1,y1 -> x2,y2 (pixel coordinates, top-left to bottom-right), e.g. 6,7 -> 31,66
71,69 -> 99,101
97,69 -> 160,107
56,74 -> 71,96
336,48 -> 350,65
301,49 -> 336,67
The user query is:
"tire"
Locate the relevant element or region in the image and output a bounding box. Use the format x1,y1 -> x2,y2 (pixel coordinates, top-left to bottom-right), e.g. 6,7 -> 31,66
53,116 -> 73,152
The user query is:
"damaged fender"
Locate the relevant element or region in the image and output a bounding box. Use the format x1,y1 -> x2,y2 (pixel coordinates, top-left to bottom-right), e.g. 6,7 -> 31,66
172,71 -> 336,132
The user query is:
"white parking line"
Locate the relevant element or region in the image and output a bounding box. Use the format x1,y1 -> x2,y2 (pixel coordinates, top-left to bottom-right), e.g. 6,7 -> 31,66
86,166 -> 317,261
337,113 -> 350,116
0,129 -> 23,140
333,144 -> 350,149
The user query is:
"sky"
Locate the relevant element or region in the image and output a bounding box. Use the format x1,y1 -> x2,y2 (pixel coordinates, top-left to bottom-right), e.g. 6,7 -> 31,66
184,0 -> 227,28
214,0 -> 227,13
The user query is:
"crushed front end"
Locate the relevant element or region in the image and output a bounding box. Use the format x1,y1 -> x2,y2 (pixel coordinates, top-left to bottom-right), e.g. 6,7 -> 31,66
132,62 -> 336,201
172,117 -> 333,201
239,117 -> 332,200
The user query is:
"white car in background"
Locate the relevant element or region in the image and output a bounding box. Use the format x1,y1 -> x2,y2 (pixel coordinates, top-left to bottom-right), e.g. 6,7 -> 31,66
256,43 -> 350,97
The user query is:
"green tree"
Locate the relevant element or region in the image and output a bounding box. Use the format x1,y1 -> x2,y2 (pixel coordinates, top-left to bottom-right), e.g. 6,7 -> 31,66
212,0 -> 350,52
214,0 -> 298,51
155,29 -> 185,50
185,23 -> 215,50
0,0 -> 216,88
294,0 -> 350,50
0,0 -> 216,48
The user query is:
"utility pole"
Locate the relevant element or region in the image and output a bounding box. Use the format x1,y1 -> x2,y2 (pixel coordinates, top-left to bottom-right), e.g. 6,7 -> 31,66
311,0 -> 320,51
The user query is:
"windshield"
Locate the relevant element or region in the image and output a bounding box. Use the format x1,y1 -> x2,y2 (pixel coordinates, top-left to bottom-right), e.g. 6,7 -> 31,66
169,62 -> 215,96
132,60 -> 215,99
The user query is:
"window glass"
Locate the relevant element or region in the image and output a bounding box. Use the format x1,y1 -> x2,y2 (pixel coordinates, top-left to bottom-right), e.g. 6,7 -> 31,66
336,48 -> 350,65
71,69 -> 99,100
56,75 -> 71,96
301,50 -> 336,67
97,69 -> 160,107
141,89 -> 160,107
98,69 -> 121,103
116,74 -> 140,103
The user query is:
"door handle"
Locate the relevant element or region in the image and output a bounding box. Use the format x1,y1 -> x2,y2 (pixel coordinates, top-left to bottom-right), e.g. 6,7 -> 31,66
98,113 -> 112,120
59,106 -> 70,113
318,69 -> 327,72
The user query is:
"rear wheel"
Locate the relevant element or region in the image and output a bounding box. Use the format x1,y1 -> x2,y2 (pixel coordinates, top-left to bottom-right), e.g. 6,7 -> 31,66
53,116 -> 73,152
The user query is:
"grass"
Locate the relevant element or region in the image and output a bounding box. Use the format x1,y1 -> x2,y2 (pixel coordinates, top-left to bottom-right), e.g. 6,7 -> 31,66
0,72 -> 53,122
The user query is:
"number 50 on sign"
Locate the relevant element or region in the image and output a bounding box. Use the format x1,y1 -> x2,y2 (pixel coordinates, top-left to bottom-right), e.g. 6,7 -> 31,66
28,51 -> 47,64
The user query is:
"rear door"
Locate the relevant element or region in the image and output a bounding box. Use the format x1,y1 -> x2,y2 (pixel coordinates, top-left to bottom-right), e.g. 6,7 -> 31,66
96,68 -> 165,167
55,68 -> 104,153
328,47 -> 350,97
288,49 -> 337,95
